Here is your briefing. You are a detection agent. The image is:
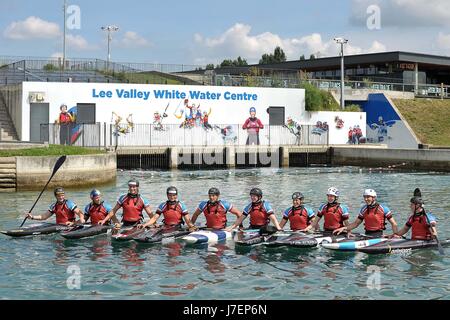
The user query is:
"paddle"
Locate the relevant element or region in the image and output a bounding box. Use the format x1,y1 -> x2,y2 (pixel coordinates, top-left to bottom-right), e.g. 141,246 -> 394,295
19,155 -> 67,227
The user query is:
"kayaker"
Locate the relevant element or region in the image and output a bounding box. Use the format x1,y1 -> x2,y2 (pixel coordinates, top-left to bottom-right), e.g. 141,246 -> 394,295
388,195 -> 438,240
99,179 -> 153,227
302,187 -> 350,234
334,189 -> 398,237
279,192 -> 315,231
234,188 -> 282,231
84,189 -> 120,228
26,187 -> 84,226
191,187 -> 243,231
137,186 -> 197,231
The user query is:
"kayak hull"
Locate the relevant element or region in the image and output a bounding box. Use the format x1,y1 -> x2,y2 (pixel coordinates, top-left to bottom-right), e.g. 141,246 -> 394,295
321,238 -> 388,251
1,223 -> 71,237
182,230 -> 232,244
112,226 -> 146,241
133,226 -> 191,244
60,224 -> 113,239
358,238 -> 450,254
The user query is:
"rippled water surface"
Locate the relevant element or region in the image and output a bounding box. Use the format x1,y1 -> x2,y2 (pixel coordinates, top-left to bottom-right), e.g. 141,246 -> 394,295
0,167 -> 449,299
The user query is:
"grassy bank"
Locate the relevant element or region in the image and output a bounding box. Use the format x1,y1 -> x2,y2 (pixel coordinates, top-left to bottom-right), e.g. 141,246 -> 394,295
393,98 -> 450,146
0,145 -> 105,157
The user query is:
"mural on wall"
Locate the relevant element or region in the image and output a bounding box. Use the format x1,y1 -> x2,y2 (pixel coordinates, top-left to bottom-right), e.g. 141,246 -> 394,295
357,93 -> 418,149
213,125 -> 238,143
335,116 -> 344,129
311,121 -> 329,135
242,107 -> 264,145
284,117 -> 302,145
347,125 -> 366,144
54,104 -> 81,145
111,112 -> 134,136
369,116 -> 397,143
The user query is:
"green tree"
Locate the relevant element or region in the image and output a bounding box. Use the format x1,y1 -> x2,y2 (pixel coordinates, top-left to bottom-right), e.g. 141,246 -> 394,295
259,46 -> 287,64
206,64 -> 215,70
309,54 -> 316,60
299,54 -> 306,60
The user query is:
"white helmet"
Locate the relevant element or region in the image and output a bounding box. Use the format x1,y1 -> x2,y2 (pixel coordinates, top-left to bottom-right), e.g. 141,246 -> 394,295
363,189 -> 377,197
327,187 -> 340,197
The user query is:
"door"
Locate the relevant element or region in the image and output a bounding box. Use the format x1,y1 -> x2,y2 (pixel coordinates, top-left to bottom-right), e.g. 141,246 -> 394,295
268,106 -> 285,125
76,103 -> 96,124
30,103 -> 49,142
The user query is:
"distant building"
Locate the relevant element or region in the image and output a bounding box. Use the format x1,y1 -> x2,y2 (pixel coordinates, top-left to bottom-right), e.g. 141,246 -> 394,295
208,51 -> 450,86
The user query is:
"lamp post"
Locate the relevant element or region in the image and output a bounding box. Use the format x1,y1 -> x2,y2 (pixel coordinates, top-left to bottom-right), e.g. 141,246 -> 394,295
62,0 -> 67,71
101,25 -> 119,71
334,37 -> 348,110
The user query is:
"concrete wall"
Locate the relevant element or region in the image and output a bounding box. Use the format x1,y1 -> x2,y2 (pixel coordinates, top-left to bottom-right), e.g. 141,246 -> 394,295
331,146 -> 450,171
16,153 -> 116,190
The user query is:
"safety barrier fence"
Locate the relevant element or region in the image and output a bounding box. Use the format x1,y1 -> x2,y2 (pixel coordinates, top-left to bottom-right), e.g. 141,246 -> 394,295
40,123 -> 330,148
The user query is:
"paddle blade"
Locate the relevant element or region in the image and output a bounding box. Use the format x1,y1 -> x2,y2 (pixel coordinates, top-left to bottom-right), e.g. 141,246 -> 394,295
436,237 -> 445,255
52,156 -> 67,176
413,188 -> 421,197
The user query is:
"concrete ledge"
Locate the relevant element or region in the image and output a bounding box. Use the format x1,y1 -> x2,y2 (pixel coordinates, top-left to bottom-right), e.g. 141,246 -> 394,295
16,153 -> 117,190
331,147 -> 450,171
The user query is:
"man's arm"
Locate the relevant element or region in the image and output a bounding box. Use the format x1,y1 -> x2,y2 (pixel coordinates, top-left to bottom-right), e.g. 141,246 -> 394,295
190,208 -> 202,225
140,213 -> 160,228
143,205 -> 153,220
74,208 -> 85,224
388,217 -> 398,234
225,207 -> 244,231
99,203 -> 121,225
334,218 -> 362,235
27,210 -> 52,221
269,214 -> 282,230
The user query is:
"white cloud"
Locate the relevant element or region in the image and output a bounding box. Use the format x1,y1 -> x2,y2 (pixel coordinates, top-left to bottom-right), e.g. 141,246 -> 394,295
3,16 -> 61,40
51,52 -> 63,58
66,34 -> 99,51
350,0 -> 450,27
193,23 -> 387,64
119,31 -> 150,48
437,32 -> 450,50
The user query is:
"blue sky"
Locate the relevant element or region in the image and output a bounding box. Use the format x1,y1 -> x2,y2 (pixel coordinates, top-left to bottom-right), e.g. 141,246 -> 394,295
1,0 -> 449,65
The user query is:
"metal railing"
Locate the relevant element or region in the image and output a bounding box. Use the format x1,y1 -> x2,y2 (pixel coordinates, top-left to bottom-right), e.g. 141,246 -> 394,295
40,123 -> 330,148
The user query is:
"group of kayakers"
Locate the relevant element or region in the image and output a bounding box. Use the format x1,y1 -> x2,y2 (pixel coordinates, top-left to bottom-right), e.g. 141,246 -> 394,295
25,180 -> 439,241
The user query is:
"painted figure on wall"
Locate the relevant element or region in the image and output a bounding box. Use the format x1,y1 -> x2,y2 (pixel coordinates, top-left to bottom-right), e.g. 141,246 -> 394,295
55,104 -> 74,145
242,107 -> 264,145
311,121 -> 329,136
284,116 -> 302,145
112,112 -> 134,136
370,116 -> 396,142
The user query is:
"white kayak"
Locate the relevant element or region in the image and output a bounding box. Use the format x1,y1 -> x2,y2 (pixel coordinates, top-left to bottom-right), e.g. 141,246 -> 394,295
181,230 -> 232,244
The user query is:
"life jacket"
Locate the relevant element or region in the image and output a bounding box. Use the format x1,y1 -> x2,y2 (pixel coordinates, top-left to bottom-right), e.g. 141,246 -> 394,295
248,202 -> 270,227
408,213 -> 432,240
121,194 -> 145,223
59,113 -> 71,124
361,204 -> 386,232
160,201 -> 184,226
86,202 -> 109,225
287,206 -> 310,231
203,201 -> 228,229
320,203 -> 344,231
51,200 -> 75,224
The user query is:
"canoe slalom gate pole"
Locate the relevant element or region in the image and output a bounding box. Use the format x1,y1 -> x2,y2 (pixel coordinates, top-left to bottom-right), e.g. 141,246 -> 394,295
19,155 -> 67,227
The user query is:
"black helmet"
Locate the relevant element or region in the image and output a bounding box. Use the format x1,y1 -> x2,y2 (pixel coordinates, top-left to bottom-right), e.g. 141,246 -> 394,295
250,188 -> 263,197
90,189 -> 101,199
167,186 -> 178,195
410,196 -> 424,206
128,179 -> 139,187
54,187 -> 65,196
208,187 -> 220,196
292,192 -> 304,200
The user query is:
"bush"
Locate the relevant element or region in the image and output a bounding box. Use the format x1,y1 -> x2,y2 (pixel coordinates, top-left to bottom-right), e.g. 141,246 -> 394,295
43,63 -> 59,71
300,82 -> 340,111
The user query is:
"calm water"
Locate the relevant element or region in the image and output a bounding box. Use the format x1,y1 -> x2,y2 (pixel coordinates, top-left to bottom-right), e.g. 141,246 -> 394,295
0,167 -> 449,300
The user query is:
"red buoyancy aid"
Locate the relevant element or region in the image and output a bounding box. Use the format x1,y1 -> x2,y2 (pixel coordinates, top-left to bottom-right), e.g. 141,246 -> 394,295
408,214 -> 432,240
361,204 -> 386,231
52,201 -> 76,224
249,202 -> 270,227
288,207 -> 310,231
204,202 -> 228,229
161,202 -> 184,226
121,195 -> 145,223
59,113 -> 71,124
88,203 -> 109,224
319,204 -> 344,231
